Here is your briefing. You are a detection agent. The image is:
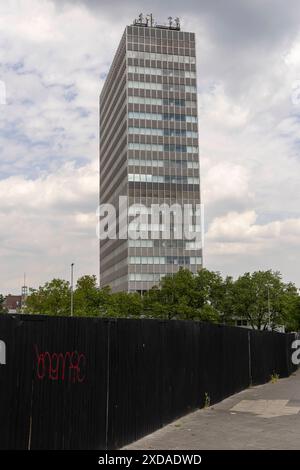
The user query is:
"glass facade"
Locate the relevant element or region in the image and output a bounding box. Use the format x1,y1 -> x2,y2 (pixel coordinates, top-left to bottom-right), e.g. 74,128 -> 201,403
100,22 -> 202,293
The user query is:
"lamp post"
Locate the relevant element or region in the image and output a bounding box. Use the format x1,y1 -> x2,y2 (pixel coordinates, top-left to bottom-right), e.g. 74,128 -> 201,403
70,263 -> 74,317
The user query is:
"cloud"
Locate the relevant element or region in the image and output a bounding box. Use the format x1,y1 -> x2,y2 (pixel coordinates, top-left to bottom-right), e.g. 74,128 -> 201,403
205,210 -> 300,282
0,161 -> 98,292
207,211 -> 282,245
0,0 -> 300,293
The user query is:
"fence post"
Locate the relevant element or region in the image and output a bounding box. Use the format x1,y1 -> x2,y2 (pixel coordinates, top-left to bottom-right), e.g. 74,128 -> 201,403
105,321 -> 111,450
248,330 -> 252,386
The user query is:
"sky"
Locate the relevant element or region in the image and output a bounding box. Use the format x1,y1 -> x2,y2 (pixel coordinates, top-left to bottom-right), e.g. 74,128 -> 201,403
0,0 -> 300,294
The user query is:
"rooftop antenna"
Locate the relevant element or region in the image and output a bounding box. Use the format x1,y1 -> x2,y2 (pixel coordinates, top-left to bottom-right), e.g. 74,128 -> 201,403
174,17 -> 180,29
138,13 -> 143,24
168,16 -> 173,28
21,272 -> 28,314
147,13 -> 154,27
21,273 -> 28,296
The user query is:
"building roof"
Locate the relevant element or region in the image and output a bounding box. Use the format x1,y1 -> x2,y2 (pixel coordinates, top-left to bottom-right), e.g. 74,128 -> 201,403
4,295 -> 22,311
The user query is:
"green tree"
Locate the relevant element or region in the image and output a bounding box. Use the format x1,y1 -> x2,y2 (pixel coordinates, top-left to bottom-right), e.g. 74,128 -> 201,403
110,291 -> 143,318
146,268 -> 196,320
142,286 -> 173,319
0,294 -> 7,314
193,269 -> 229,322
74,275 -> 112,317
25,279 -> 71,316
280,283 -> 300,331
22,269 -> 299,329
143,268 -> 223,322
232,270 -> 298,330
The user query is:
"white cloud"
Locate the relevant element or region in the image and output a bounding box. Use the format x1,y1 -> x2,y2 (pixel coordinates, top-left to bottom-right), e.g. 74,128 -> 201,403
0,161 -> 98,292
202,161 -> 252,206
205,210 -> 300,281
207,211 -> 282,245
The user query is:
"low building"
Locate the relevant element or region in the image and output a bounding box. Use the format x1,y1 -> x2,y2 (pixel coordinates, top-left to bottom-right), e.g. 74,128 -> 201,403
3,295 -> 22,314
235,318 -> 285,333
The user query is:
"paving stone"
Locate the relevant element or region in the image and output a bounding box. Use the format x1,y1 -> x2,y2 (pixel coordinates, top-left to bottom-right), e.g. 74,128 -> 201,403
124,370 -> 300,450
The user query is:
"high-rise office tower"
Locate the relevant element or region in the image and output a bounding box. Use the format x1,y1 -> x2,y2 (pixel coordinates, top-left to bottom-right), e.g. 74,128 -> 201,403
100,15 -> 202,292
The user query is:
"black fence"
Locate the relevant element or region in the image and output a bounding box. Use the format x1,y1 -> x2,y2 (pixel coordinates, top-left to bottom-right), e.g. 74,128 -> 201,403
0,315 -> 297,450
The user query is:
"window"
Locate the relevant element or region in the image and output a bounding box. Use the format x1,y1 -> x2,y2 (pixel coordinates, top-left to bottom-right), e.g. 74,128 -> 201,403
128,65 -> 196,79
128,174 -> 200,185
128,158 -> 199,169
127,81 -> 197,93
128,112 -> 197,123
128,127 -> 198,139
127,50 -> 196,64
129,256 -> 201,266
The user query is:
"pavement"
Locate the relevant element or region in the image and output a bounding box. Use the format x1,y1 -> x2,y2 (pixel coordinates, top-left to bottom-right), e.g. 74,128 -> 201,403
124,370 -> 300,450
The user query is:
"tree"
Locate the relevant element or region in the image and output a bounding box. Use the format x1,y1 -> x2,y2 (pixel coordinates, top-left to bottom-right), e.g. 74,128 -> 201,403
0,294 -> 7,314
25,279 -> 71,316
193,269 -> 229,322
231,270 -> 298,330
25,275 -> 114,318
144,268 -> 196,320
110,292 -> 143,318
144,268 -> 223,322
22,269 -> 300,329
280,283 -> 300,331
74,275 -> 111,317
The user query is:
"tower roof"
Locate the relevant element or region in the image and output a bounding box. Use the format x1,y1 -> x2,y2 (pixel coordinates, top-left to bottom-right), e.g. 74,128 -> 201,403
132,14 -> 180,31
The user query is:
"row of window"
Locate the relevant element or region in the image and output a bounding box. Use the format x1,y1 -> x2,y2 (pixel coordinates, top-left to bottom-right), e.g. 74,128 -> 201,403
128,66 -> 196,79
129,273 -> 165,282
130,256 -> 202,265
128,96 -> 196,108
129,270 -> 203,282
127,27 -> 194,42
128,112 -> 197,123
128,174 -> 200,184
127,50 -> 196,64
129,224 -> 201,233
128,126 -> 198,138
128,158 -> 199,169
128,143 -> 198,153
128,239 -> 202,249
128,44 -> 195,58
128,81 -> 197,93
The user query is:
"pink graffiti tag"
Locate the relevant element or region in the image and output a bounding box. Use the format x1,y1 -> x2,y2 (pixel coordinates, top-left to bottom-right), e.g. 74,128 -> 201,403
35,345 -> 86,383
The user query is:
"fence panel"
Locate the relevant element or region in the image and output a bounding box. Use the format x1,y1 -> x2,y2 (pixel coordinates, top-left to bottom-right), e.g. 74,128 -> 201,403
107,319 -> 164,449
197,324 -> 250,406
161,321 -> 201,424
0,314 -> 297,449
0,315 -> 108,450
250,330 -> 295,385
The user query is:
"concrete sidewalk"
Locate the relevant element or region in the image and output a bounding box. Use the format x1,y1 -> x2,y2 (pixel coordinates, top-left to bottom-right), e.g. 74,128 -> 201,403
125,370 -> 300,450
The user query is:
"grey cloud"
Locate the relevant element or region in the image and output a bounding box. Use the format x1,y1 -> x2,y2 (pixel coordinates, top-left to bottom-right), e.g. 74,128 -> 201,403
58,0 -> 300,96
58,0 -> 300,46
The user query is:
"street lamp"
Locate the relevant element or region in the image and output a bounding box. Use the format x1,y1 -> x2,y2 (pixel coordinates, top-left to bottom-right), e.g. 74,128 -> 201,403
70,263 -> 74,317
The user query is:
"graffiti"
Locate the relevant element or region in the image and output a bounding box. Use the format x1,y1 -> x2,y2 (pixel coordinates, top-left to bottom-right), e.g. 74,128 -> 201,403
35,345 -> 86,383
0,340 -> 6,365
